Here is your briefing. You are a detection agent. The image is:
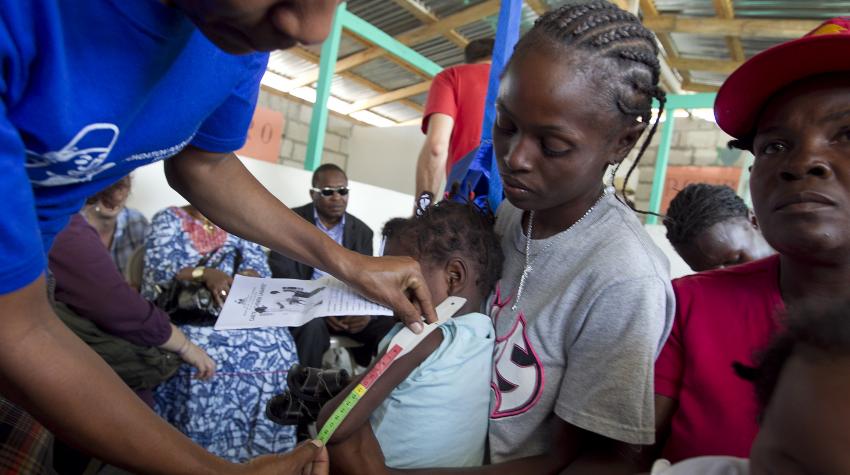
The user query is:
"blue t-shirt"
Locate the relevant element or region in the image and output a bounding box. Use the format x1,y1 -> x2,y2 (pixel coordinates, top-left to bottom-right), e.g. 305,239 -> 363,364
370,312 -> 494,469
0,0 -> 268,294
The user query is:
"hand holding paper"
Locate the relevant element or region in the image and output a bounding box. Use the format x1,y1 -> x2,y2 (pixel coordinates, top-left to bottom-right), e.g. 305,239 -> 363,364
214,275 -> 393,331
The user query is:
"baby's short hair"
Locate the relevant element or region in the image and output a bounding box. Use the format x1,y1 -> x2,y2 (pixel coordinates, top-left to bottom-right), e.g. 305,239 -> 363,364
382,202 -> 503,297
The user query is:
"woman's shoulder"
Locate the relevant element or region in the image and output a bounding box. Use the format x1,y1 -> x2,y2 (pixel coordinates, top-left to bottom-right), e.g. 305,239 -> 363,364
589,197 -> 671,282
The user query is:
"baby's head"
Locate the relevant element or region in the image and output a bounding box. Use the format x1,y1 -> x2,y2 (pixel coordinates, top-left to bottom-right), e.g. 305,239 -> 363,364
382,202 -> 503,312
736,300 -> 850,474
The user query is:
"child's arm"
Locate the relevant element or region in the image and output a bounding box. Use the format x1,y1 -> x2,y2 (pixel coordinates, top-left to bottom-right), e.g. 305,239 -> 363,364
316,328 -> 444,444
327,424 -> 392,475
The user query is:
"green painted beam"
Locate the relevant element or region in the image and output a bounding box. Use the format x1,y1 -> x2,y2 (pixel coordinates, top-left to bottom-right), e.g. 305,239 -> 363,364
645,92 -> 718,224
305,2 -> 346,171
652,92 -> 717,111
340,10 -> 443,77
646,111 -> 677,225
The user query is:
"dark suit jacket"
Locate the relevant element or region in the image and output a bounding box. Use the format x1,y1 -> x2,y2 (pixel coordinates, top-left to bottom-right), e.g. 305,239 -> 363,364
268,203 -> 374,280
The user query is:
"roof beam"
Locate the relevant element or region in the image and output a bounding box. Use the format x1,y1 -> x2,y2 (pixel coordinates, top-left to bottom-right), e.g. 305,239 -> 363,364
712,0 -> 746,61
669,57 -> 744,74
260,84 -> 372,128
283,1 -> 499,93
391,0 -> 469,48
640,0 -> 683,94
681,80 -> 720,93
526,0 -> 548,15
643,15 -> 819,38
284,47 -> 423,114
345,81 -> 432,113
396,0 -> 501,46
639,0 -> 659,16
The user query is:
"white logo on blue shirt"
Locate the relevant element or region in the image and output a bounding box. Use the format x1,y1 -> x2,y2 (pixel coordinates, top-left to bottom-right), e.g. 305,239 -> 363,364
25,123 -> 120,186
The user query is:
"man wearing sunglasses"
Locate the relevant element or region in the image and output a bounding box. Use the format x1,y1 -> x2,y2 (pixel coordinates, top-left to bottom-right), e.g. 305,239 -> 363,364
270,164 -> 394,371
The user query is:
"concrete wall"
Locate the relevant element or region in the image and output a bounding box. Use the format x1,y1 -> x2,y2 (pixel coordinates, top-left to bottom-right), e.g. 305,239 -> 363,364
256,90 -> 354,170
256,91 -> 424,197
347,124 -> 425,196
631,116 -> 752,213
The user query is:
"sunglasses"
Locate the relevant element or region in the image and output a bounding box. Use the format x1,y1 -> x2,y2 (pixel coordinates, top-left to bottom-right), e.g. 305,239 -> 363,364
311,186 -> 349,197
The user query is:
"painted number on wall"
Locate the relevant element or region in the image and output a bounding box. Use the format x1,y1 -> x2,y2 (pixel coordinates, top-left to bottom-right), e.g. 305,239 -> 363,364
237,106 -> 285,163
661,166 -> 743,214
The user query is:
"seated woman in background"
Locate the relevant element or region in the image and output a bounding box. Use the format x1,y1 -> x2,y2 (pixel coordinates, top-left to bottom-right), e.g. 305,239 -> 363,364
80,175 -> 149,278
49,178 -> 215,473
141,204 -> 299,462
49,178 -> 215,407
319,201 -> 503,470
663,183 -> 773,272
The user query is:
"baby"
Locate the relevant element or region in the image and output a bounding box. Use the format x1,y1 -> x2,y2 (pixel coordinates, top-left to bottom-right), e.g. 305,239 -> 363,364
318,200 -> 503,470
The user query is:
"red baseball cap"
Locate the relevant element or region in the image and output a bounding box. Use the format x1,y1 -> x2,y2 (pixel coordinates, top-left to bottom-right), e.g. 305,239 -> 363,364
715,17 -> 850,139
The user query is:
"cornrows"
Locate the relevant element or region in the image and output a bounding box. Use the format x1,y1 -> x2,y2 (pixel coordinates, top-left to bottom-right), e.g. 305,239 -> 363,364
525,0 -> 668,215
663,184 -> 750,247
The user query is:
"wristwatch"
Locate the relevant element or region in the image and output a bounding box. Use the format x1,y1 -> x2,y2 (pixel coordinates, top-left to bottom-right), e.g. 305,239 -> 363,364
192,266 -> 205,282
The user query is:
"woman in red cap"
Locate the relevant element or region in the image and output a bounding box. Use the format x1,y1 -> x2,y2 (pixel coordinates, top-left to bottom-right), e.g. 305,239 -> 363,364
647,16 -> 850,467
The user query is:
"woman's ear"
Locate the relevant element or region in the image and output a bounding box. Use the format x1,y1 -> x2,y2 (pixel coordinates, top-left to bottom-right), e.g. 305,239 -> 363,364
613,120 -> 648,162
445,257 -> 469,296
749,209 -> 760,229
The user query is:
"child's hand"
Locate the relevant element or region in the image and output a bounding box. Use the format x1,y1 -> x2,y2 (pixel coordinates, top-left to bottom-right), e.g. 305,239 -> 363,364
326,316 -> 348,332
179,342 -> 216,380
341,316 -> 370,334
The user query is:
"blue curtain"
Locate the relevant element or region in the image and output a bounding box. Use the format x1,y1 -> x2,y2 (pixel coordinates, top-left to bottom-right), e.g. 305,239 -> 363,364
445,0 -> 523,213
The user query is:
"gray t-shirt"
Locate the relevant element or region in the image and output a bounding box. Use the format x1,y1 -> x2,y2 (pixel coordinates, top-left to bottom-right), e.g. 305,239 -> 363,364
487,189 -> 674,463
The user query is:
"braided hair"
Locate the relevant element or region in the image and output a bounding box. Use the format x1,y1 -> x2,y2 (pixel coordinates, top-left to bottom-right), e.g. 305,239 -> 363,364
382,201 -> 504,297
664,184 -> 750,247
515,1 -> 667,213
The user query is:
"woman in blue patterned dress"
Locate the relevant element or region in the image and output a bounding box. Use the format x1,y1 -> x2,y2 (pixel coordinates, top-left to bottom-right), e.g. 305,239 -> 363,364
141,205 -> 297,462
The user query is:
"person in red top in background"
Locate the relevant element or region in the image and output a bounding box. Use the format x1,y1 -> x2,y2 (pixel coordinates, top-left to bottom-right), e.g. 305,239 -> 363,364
644,16 -> 850,467
414,38 -> 493,206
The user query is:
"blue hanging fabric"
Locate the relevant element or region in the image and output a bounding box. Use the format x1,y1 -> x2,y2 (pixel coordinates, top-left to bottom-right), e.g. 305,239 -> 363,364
445,0 -> 523,213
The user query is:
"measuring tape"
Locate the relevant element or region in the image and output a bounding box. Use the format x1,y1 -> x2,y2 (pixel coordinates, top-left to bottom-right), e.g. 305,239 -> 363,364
317,296 -> 466,444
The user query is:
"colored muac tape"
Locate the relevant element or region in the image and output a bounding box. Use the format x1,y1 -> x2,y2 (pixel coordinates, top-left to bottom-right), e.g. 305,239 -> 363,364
316,296 -> 466,444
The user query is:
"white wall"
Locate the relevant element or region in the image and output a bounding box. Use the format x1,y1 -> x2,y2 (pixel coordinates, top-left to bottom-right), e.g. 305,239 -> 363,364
126,155 -> 692,278
644,224 -> 693,279
346,124 -> 425,196
125,156 -> 415,254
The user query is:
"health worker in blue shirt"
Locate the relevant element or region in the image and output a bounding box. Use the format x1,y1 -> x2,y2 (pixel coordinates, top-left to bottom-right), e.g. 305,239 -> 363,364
0,1 -> 437,473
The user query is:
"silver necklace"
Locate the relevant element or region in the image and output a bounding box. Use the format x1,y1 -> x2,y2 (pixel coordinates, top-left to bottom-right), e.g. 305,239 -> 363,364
512,188 -> 608,311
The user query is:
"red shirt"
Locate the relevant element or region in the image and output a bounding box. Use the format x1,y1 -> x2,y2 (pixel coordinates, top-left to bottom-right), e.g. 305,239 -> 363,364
655,255 -> 784,462
422,63 -> 490,175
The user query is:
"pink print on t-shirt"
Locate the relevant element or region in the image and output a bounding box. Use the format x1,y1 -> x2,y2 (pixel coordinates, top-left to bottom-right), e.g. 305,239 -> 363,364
490,286 -> 545,419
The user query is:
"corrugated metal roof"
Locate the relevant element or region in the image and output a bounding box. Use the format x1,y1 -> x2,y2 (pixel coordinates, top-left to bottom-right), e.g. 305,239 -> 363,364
656,0 -> 849,19
345,0 -> 423,36
301,34 -> 368,58
369,102 -> 423,122
411,36 -> 465,68
349,56 -> 425,90
424,0 -> 490,18
328,75 -> 379,103
408,92 -> 429,106
268,51 -> 315,79
263,0 -> 831,127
